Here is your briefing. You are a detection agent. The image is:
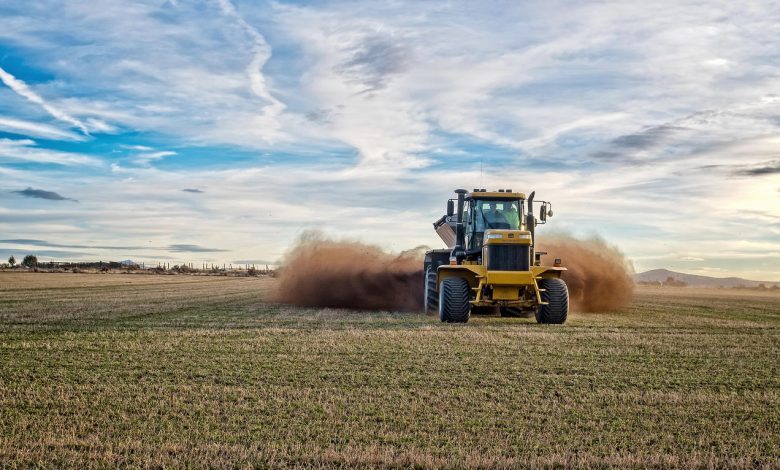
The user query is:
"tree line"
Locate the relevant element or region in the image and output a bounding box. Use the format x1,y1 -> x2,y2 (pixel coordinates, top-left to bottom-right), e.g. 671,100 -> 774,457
6,255 -> 37,268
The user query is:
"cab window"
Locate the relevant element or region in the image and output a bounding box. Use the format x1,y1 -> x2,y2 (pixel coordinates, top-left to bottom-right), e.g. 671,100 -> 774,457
475,200 -> 521,231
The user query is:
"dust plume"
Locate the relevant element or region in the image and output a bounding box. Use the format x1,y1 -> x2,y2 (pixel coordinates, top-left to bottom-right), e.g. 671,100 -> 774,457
538,236 -> 634,312
274,232 -> 633,313
273,232 -> 425,311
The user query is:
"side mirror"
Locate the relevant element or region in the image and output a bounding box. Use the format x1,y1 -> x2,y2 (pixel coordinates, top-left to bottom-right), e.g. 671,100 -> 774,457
539,203 -> 548,222
447,200 -> 454,217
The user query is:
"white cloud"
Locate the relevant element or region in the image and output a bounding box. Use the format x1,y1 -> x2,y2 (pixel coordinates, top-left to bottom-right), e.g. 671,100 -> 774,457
134,150 -> 177,166
275,7 -> 429,169
0,116 -> 86,141
0,0 -> 778,280
0,138 -> 101,166
216,0 -> 285,114
120,145 -> 153,151
0,66 -> 90,135
213,0 -> 287,144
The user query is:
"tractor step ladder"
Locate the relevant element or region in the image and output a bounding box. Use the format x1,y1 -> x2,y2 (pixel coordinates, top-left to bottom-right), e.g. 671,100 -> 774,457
534,276 -> 549,305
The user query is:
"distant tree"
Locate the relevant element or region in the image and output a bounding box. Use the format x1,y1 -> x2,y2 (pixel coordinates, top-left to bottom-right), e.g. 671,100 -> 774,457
21,255 -> 38,267
8,255 -> 15,267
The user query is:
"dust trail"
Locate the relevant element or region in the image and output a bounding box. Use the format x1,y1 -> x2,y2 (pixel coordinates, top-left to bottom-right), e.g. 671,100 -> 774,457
538,236 -> 634,312
274,232 -> 633,313
273,232 -> 425,311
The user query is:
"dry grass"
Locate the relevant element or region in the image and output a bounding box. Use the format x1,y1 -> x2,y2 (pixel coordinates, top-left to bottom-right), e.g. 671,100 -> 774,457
0,272 -> 273,324
1,274 -> 778,468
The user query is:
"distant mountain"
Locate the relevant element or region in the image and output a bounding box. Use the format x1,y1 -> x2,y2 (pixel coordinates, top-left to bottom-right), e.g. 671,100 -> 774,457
634,269 -> 779,288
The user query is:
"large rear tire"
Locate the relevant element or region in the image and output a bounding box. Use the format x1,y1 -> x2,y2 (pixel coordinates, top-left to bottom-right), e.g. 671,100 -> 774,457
439,278 -> 470,323
424,267 -> 438,314
535,278 -> 568,324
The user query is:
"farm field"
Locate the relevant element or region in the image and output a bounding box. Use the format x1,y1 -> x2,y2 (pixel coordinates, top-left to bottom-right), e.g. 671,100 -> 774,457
1,272 -> 779,468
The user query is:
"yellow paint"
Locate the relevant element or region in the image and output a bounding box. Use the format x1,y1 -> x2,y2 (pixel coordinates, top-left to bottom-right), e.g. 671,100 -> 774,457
492,286 -> 519,300
535,266 -> 566,278
487,270 -> 535,285
437,264 -> 485,287
435,252 -> 566,306
469,191 -> 526,200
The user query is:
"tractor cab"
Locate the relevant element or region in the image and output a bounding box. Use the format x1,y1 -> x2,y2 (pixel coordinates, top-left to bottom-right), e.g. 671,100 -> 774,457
434,188 -> 551,265
463,190 -> 525,252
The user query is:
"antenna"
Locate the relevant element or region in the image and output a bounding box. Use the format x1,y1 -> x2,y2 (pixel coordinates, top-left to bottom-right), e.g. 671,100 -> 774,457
480,158 -> 483,187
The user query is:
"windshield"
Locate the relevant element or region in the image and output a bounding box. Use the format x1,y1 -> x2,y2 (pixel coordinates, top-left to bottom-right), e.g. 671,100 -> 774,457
474,200 -> 522,231
465,199 -> 524,250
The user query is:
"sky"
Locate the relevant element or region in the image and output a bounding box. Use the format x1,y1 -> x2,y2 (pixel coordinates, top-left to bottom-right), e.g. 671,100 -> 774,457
0,0 -> 778,280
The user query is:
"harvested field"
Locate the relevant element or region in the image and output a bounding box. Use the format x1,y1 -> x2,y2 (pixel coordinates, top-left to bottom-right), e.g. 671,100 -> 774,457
1,272 -> 778,468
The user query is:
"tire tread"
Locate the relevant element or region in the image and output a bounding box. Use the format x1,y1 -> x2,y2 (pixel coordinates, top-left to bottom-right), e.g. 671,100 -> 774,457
424,267 -> 439,314
535,278 -> 569,324
439,278 -> 470,323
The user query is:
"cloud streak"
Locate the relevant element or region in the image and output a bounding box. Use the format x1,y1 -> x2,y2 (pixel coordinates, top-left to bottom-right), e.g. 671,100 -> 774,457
0,239 -> 144,250
134,150 -> 176,166
167,244 -> 229,253
733,160 -> 780,176
0,239 -> 229,255
593,125 -> 688,161
0,117 -> 86,141
216,0 -> 285,119
0,248 -> 93,258
0,138 -> 100,166
0,65 -> 90,135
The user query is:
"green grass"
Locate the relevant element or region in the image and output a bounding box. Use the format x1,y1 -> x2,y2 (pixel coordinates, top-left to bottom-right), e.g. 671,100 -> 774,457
1,273 -> 779,468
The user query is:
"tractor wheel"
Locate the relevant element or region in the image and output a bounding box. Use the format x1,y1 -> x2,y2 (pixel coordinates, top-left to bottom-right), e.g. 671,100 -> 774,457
439,278 -> 471,323
424,266 -> 438,314
535,278 -> 569,324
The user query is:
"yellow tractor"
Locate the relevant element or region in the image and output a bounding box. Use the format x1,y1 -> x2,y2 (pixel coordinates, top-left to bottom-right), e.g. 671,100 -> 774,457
424,188 -> 568,323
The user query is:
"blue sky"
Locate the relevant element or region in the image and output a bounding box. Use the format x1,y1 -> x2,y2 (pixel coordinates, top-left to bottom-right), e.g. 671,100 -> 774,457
0,0 -> 778,280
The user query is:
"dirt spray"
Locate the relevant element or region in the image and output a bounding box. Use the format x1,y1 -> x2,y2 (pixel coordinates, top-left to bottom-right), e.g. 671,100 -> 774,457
537,236 -> 634,312
274,232 -> 633,313
273,232 -> 425,311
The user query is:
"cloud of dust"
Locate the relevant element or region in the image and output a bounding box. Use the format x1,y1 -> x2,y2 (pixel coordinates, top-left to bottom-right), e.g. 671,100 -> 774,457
273,231 -> 425,311
538,235 -> 634,312
273,231 -> 633,313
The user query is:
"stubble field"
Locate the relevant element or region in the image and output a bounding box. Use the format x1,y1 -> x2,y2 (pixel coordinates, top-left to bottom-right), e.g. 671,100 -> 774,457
1,272 -> 778,468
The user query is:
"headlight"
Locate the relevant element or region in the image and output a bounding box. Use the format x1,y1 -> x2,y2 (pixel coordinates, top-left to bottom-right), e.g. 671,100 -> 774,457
486,233 -> 503,239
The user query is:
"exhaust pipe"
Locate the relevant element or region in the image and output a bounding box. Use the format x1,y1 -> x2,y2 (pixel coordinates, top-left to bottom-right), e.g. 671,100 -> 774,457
527,190 -> 535,261
451,189 -> 468,263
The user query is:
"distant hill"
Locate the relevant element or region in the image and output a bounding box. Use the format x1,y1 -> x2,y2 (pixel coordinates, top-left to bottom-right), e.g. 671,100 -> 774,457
634,269 -> 780,288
